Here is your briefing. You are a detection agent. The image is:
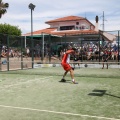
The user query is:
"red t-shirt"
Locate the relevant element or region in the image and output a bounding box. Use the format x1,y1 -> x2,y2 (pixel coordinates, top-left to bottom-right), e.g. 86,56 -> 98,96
61,49 -> 74,63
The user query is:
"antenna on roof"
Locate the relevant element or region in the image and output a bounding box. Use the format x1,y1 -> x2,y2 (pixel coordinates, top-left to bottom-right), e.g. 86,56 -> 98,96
100,11 -> 107,31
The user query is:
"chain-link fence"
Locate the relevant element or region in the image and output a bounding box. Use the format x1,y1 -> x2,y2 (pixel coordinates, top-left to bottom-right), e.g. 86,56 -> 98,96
0,31 -> 120,71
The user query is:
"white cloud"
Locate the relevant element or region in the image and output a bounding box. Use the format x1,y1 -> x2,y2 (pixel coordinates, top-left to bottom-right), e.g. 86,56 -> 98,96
1,0 -> 120,34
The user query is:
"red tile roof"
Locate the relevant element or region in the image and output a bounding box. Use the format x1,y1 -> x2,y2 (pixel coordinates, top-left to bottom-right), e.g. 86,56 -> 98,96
22,28 -> 56,36
45,15 -> 85,23
23,28 -> 98,37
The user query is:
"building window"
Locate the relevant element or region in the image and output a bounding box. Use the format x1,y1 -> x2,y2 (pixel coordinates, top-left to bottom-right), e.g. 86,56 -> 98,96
76,26 -> 78,30
60,26 -> 75,30
82,26 -> 85,29
80,24 -> 86,30
76,22 -> 79,25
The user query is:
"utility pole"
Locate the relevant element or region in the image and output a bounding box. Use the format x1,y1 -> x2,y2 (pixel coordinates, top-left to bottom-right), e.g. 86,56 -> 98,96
102,11 -> 105,31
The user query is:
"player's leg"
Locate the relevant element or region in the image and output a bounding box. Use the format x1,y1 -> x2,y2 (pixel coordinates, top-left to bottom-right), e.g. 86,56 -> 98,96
60,63 -> 69,82
69,69 -> 74,82
69,69 -> 78,84
102,61 -> 104,69
60,71 -> 68,82
106,63 -> 108,69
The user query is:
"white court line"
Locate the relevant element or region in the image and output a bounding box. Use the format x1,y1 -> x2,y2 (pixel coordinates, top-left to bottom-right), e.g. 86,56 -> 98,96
0,76 -> 53,89
0,105 -> 119,120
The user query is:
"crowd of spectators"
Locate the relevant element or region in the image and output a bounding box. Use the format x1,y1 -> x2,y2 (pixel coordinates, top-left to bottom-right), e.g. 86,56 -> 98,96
58,42 -> 119,61
0,45 -> 31,59
0,42 -> 120,62
0,45 -> 22,58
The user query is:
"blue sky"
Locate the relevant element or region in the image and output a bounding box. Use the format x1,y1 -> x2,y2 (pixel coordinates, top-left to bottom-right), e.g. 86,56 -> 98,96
1,0 -> 120,34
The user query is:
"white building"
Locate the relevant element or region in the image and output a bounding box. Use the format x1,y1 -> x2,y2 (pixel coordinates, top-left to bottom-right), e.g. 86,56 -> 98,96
23,15 -> 116,43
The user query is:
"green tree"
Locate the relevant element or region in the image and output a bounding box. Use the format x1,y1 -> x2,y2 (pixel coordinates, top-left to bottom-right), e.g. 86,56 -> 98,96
0,23 -> 22,46
0,0 -> 9,18
0,23 -> 22,36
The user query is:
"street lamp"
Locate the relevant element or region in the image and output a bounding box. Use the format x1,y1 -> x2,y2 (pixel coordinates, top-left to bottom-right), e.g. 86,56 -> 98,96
28,3 -> 35,68
29,3 -> 35,37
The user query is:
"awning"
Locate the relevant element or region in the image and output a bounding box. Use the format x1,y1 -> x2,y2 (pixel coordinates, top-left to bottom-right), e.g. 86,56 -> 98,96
25,34 -> 61,39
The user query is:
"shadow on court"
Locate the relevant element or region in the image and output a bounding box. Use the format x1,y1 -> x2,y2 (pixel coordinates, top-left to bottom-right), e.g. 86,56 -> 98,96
88,89 -> 120,99
59,80 -> 72,83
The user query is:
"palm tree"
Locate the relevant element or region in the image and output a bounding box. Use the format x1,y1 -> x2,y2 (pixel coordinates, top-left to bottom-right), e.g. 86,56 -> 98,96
0,0 -> 9,18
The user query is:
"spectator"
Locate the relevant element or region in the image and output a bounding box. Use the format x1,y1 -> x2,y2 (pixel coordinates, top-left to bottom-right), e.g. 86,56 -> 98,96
35,44 -> 40,59
26,47 -> 30,57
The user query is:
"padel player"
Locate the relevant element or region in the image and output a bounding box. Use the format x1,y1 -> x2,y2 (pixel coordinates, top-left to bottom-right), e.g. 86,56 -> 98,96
60,47 -> 78,84
102,51 -> 111,69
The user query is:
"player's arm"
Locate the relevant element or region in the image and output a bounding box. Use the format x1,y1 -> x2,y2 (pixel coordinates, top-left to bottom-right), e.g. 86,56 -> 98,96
66,48 -> 77,54
66,49 -> 74,54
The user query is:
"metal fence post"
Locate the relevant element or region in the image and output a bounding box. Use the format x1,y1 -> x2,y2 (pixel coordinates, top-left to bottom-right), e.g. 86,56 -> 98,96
21,37 -> 23,69
7,35 -> 9,71
0,40 -> 2,71
118,31 -> 119,64
48,34 -> 51,63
